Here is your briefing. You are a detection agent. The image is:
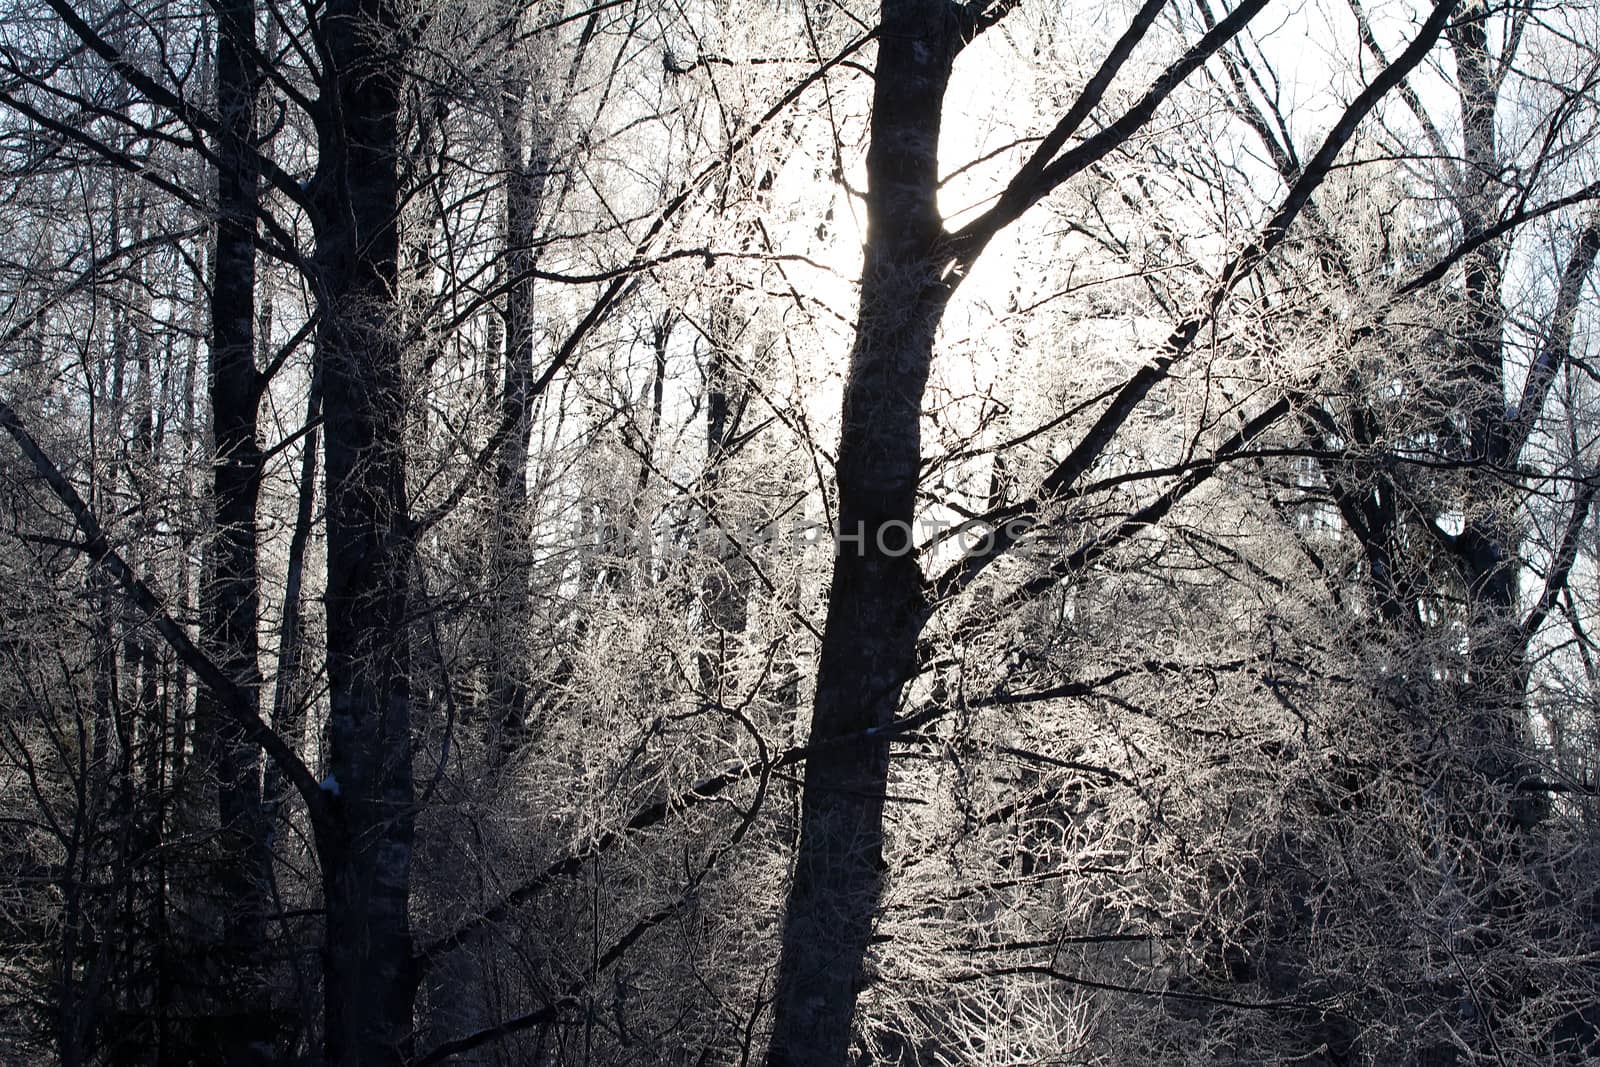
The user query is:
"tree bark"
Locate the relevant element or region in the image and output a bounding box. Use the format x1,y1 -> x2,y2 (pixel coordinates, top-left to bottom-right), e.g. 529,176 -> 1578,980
765,5 -> 959,1063
487,40 -> 549,755
308,1 -> 418,1063
198,0 -> 277,1056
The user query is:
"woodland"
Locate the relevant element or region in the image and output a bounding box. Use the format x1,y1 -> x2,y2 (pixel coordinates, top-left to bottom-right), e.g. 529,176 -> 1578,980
1,0 -> 1599,1064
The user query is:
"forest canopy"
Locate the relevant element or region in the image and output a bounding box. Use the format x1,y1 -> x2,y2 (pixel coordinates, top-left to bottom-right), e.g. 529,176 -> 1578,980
1,0 -> 1599,1064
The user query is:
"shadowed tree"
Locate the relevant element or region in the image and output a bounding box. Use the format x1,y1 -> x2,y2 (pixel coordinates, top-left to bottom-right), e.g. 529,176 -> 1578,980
764,0 -> 1463,1061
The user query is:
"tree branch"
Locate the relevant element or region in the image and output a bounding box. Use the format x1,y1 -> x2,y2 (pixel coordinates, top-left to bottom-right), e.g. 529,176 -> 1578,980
1521,470 -> 1599,647
933,0 -> 1462,596
0,394 -> 330,826
948,0 -> 1265,267
1504,218 -> 1600,462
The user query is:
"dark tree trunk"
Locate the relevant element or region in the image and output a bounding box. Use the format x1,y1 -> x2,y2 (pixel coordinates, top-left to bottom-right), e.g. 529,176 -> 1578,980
1447,1 -> 1522,777
1431,9 -> 1600,1053
262,369 -> 319,828
197,0 -> 277,1057
487,52 -> 548,755
696,294 -> 751,696
765,5 -> 959,1063
309,1 -> 418,1063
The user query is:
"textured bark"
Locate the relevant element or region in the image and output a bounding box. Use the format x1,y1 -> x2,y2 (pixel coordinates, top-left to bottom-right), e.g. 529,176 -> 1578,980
309,1 -> 418,1063
765,6 -> 958,1063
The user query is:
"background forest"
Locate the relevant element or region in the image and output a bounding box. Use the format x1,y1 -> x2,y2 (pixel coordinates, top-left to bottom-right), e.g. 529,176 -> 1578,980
2,0 -> 1599,1064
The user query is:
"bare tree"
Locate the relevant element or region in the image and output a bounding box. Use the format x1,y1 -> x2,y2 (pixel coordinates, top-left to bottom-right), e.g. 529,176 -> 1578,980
6,1 -> 1600,1065
762,1 -> 1472,1061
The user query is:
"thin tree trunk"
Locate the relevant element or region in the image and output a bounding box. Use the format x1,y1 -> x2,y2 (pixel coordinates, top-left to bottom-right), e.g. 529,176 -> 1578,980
263,375 -> 320,819
697,295 -> 751,697
487,48 -> 547,754
197,0 -> 277,1056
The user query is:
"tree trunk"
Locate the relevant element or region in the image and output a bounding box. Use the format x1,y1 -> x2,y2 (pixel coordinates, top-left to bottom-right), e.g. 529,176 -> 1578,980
1447,0 -> 1532,803
198,0 -> 277,1056
697,294 -> 751,697
766,6 -> 958,1063
487,46 -> 548,755
309,1 -> 418,1063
